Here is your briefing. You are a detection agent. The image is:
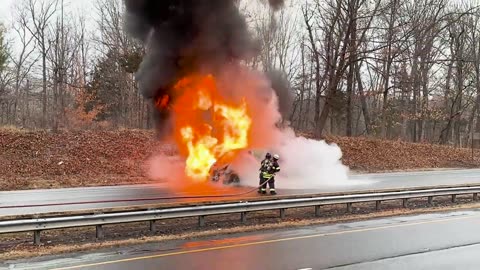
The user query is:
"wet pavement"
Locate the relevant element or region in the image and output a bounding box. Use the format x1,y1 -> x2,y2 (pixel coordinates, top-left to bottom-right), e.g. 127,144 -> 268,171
2,169 -> 480,216
4,208 -> 480,269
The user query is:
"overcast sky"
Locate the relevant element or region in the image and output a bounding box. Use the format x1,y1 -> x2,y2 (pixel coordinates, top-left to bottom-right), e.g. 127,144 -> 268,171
0,0 -> 14,21
0,0 -> 476,55
0,0 -> 15,24
0,0 -> 95,27
0,0 -> 98,56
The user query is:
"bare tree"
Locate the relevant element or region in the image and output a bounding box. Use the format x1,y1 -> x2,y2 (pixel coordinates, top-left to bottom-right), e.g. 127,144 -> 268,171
47,0 -> 83,131
21,0 -> 58,128
10,4 -> 38,127
469,9 -> 480,148
302,0 -> 381,137
379,0 -> 400,138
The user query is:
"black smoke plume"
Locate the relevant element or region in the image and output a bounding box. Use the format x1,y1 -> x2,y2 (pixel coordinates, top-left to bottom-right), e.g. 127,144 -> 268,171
266,69 -> 293,118
123,0 -> 288,136
267,0 -> 285,10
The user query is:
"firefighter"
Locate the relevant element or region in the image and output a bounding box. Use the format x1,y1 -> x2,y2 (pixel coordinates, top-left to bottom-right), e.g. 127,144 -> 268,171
266,154 -> 280,195
259,153 -> 280,195
258,153 -> 272,194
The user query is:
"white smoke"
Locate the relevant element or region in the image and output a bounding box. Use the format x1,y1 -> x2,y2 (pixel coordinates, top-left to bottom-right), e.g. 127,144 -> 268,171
146,153 -> 185,184
274,129 -> 351,188
233,128 -> 351,189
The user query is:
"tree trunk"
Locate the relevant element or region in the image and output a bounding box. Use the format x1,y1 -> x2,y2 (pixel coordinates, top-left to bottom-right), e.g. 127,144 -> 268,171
346,5 -> 357,137
53,67 -> 59,132
440,62 -> 453,144
42,48 -> 48,129
297,41 -> 306,131
305,18 -> 322,138
356,62 -> 371,135
411,46 -> 420,142
380,0 -> 397,139
304,65 -> 313,131
474,39 -> 480,148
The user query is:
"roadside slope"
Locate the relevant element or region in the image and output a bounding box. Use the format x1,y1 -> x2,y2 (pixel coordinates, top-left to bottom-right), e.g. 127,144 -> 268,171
1,129 -> 479,190
328,136 -> 479,172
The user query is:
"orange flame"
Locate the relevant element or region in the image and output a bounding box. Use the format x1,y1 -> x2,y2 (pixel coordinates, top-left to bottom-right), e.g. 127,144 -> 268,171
155,94 -> 170,110
169,74 -> 252,181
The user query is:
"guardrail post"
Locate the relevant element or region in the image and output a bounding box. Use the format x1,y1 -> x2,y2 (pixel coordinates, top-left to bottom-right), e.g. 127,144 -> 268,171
428,196 -> 434,206
402,199 -> 408,208
279,209 -> 286,219
241,212 -> 248,223
452,194 -> 457,203
347,203 -> 353,213
96,225 -> 104,239
149,220 -> 156,232
474,193 -> 479,201
33,230 -> 41,245
375,201 -> 381,210
198,216 -> 206,227
315,206 -> 321,217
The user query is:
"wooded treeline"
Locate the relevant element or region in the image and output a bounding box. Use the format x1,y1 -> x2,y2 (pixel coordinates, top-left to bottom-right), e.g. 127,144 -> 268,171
0,0 -> 148,131
1,0 -> 480,147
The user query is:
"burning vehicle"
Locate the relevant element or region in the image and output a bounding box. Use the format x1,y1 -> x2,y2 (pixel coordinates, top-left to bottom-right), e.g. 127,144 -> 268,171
209,162 -> 240,185
207,150 -> 241,185
209,150 -> 264,185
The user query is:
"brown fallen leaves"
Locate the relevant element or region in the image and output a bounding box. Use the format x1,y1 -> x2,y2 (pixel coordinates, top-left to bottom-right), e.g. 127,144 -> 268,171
1,129 -> 479,190
1,130 -> 154,177
0,130 -> 174,190
326,136 -> 480,172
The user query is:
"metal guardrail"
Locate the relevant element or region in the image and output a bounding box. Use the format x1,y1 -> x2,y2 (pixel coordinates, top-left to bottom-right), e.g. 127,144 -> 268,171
1,185 -> 480,244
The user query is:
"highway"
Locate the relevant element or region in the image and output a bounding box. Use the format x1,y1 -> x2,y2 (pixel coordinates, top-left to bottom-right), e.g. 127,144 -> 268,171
4,208 -> 480,269
2,169 -> 480,216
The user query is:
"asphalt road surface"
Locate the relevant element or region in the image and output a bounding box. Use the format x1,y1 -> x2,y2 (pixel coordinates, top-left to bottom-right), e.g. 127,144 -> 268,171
4,208 -> 480,269
2,169 -> 480,216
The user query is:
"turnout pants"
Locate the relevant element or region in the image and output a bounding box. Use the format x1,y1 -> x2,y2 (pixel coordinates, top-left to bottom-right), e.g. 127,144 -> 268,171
268,177 -> 275,190
259,173 -> 275,192
259,173 -> 267,191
